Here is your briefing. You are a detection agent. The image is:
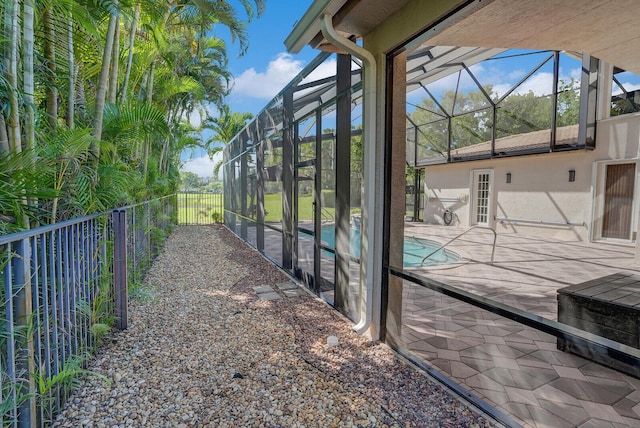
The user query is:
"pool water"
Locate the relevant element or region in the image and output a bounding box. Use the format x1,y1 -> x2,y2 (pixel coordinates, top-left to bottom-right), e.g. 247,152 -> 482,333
314,225 -> 461,268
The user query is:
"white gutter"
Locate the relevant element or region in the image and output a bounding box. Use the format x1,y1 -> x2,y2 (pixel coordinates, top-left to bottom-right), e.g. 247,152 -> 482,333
321,14 -> 377,336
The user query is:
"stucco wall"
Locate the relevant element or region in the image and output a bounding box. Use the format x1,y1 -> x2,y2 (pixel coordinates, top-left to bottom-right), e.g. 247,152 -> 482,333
423,113 -> 640,242
594,113 -> 640,159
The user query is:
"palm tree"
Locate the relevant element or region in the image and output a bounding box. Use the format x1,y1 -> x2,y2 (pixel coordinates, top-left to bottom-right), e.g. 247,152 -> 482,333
92,0 -> 120,149
43,4 -> 58,129
203,104 -> 252,176
172,0 -> 265,56
23,0 -> 35,152
120,0 -> 141,105
67,5 -> 75,129
0,0 -> 264,229
108,13 -> 121,104
0,1 -> 268,418
4,0 -> 22,156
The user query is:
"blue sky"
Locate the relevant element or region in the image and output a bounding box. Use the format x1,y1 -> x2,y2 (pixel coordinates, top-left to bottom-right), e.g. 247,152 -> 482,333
221,2 -> 318,114
181,1 -> 317,177
182,3 -> 640,179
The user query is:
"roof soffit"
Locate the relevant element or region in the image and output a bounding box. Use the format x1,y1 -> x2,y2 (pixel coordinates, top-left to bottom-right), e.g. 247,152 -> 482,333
424,0 -> 640,74
289,0 -> 639,76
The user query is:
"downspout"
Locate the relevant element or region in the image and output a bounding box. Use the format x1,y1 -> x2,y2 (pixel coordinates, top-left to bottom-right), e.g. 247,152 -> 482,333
321,14 -> 377,335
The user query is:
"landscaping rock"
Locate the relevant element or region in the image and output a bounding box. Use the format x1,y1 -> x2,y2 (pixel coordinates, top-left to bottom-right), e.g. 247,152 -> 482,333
52,225 -> 494,428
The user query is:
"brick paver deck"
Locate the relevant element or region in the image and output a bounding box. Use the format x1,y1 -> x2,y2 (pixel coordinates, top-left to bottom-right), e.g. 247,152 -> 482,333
404,224 -> 640,427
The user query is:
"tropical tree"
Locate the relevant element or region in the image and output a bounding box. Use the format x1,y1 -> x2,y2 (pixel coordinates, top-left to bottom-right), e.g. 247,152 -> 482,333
0,0 -> 265,231
0,2 -> 267,423
204,104 -> 252,176
120,0 -> 141,104
91,0 -> 119,150
180,171 -> 202,190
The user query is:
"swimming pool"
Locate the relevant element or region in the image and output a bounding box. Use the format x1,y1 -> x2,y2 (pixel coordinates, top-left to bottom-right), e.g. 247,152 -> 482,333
311,224 -> 461,268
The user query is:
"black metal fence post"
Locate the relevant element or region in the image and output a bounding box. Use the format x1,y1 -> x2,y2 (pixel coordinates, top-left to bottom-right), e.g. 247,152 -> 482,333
14,238 -> 36,427
113,210 -> 128,330
282,88 -> 294,270
335,53 -> 352,313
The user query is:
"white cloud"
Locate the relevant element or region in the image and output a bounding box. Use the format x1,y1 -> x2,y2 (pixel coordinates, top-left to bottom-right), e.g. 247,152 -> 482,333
184,103 -> 220,128
211,151 -> 224,180
187,109 -> 204,128
489,68 -> 582,99
512,72 -> 554,96
232,53 -> 304,99
290,58 -> 339,102
468,63 -> 485,74
231,54 -> 345,102
407,62 -> 584,113
568,67 -> 581,81
423,72 -> 465,95
204,103 -> 219,120
492,77 -> 551,99
181,155 -> 217,178
301,58 -> 337,84
507,69 -> 526,81
490,83 -> 512,99
613,82 -> 640,96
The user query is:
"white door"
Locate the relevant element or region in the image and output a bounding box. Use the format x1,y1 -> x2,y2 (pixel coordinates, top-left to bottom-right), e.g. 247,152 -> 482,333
471,170 -> 492,227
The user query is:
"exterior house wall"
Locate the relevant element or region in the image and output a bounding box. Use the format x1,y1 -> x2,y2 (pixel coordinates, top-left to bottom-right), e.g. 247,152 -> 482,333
594,113 -> 640,160
358,0 -> 640,244
423,112 -> 640,242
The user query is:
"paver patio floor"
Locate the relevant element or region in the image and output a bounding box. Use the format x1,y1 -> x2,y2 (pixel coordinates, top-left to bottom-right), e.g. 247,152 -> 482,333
401,224 -> 640,427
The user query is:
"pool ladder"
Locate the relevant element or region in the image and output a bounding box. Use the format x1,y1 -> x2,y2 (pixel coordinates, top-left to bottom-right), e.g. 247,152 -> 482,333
420,225 -> 497,267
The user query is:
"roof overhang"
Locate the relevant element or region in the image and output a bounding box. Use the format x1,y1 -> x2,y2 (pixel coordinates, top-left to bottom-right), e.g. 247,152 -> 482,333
286,0 -> 640,75
284,0 -> 347,53
424,0 -> 640,75
285,0 -> 414,53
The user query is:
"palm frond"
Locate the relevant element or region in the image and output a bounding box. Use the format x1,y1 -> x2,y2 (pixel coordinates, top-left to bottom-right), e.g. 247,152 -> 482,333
95,163 -> 135,209
103,102 -> 170,144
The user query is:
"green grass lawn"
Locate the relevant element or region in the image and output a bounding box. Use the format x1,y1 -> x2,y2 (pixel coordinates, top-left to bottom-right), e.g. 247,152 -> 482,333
264,193 -> 335,223
177,192 -> 337,225
177,193 -> 223,224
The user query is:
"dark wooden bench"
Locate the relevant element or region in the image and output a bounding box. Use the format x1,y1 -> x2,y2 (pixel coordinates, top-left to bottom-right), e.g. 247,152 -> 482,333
558,272 -> 640,377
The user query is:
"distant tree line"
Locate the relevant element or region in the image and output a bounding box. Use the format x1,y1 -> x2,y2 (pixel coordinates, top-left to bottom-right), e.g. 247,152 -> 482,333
409,79 -> 580,155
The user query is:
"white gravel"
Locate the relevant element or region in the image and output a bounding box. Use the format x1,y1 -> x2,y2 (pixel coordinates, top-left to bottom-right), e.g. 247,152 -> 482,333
53,225 -> 495,427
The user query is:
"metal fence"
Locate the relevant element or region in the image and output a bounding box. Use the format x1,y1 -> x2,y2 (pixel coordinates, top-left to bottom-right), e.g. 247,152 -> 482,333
177,192 -> 223,225
0,196 -> 176,427
122,196 -> 177,288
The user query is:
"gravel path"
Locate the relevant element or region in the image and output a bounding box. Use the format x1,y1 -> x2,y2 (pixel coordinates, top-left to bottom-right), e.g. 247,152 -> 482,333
54,225 -> 495,428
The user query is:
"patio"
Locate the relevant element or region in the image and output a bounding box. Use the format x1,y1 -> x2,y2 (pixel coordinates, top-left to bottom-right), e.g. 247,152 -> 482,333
406,223 -> 640,321
397,223 -> 640,427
